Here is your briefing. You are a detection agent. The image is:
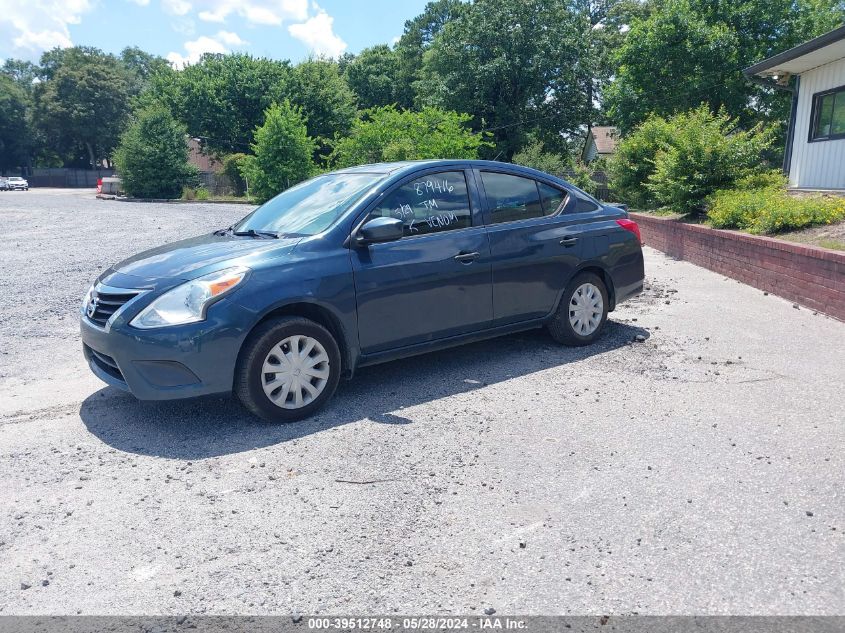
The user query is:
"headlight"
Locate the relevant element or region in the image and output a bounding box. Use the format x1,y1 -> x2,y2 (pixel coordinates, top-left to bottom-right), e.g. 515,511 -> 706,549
81,284 -> 94,313
130,266 -> 248,329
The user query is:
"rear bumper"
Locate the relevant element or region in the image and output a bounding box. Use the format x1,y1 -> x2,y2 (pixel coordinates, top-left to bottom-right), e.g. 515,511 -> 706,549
611,246 -> 645,308
80,301 -> 251,400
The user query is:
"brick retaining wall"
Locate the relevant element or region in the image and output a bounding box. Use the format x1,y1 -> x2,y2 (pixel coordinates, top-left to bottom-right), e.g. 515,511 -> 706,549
630,212 -> 845,321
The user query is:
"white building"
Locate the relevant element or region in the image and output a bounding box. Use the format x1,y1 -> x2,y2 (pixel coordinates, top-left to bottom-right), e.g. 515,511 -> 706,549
745,25 -> 845,191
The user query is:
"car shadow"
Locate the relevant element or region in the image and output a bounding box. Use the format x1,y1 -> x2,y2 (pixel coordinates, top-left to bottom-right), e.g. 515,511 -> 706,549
79,321 -> 649,459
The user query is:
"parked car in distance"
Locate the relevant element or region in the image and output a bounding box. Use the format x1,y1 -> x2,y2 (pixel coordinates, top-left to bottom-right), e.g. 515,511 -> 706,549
0,177 -> 8,191
80,160 -> 644,422
6,176 -> 29,191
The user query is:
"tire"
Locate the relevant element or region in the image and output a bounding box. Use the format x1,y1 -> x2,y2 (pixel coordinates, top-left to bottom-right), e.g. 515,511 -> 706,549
234,316 -> 341,422
547,272 -> 609,346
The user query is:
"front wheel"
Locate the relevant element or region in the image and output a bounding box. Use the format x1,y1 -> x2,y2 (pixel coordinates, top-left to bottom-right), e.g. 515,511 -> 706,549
547,272 -> 609,346
234,316 -> 341,422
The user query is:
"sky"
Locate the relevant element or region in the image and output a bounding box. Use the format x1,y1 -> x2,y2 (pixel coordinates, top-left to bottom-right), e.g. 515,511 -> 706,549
0,0 -> 431,66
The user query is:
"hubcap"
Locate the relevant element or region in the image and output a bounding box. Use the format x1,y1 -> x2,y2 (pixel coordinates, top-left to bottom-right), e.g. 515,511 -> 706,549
261,335 -> 330,409
568,283 -> 603,336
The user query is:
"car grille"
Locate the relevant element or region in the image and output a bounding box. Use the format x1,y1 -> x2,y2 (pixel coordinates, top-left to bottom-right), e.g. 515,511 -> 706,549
86,345 -> 125,382
87,289 -> 141,327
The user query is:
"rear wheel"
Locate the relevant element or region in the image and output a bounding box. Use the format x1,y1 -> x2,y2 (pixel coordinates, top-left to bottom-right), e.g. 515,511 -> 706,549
234,316 -> 341,422
547,272 -> 609,346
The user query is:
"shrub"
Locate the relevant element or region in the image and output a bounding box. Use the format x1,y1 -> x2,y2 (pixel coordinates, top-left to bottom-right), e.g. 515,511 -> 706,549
708,177 -> 845,234
568,162 -> 604,198
238,101 -> 317,204
195,187 -> 210,201
330,106 -> 488,168
511,140 -> 571,177
607,114 -> 674,209
608,107 -> 776,214
647,107 -> 776,215
113,106 -> 198,199
221,153 -> 248,196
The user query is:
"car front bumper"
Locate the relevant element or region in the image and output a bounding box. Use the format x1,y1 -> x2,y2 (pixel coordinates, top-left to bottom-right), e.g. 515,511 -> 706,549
80,302 -> 252,401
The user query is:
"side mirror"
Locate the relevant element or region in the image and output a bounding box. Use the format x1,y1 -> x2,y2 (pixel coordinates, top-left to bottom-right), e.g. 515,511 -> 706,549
357,216 -> 404,245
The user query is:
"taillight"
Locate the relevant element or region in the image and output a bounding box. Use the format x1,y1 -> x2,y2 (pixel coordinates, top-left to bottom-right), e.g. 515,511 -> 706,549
616,218 -> 642,245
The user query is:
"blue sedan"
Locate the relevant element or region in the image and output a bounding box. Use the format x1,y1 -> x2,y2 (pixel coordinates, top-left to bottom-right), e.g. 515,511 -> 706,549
81,160 -> 644,421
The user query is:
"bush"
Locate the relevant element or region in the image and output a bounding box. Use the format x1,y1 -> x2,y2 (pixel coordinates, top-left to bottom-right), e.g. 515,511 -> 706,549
238,101 -> 316,204
221,153 -> 248,196
195,187 -> 209,201
511,140 -> 571,177
568,162 -> 603,198
330,106 -> 488,168
647,107 -> 776,215
607,115 -> 674,209
708,176 -> 845,234
608,107 -> 776,214
113,107 -> 198,199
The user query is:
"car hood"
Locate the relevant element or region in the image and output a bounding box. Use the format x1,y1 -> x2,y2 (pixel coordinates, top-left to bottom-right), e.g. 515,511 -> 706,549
111,233 -> 302,281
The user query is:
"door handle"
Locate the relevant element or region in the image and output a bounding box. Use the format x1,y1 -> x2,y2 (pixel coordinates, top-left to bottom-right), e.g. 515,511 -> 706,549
559,236 -> 578,247
454,251 -> 480,263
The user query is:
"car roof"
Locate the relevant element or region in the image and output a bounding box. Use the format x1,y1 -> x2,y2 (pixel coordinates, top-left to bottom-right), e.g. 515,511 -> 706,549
332,159 -> 568,181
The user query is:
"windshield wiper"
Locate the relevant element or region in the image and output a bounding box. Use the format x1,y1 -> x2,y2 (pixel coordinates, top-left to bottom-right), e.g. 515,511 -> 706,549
214,227 -> 278,239
233,228 -> 278,239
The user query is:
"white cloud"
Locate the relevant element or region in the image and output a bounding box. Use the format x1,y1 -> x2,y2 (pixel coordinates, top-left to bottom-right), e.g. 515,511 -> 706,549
287,4 -> 346,58
162,0 -> 192,15
194,0 -> 307,25
0,0 -> 94,60
215,30 -> 245,46
166,30 -> 248,68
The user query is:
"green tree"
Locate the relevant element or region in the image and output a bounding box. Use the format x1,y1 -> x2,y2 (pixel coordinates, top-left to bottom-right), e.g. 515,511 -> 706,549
32,47 -> 131,167
344,45 -> 400,109
570,0 -> 651,126
605,0 -> 845,133
0,75 -> 30,170
330,106 -> 487,168
1,59 -> 39,94
288,58 -> 357,161
419,0 -> 587,159
511,139 -> 572,177
239,102 -> 317,203
113,107 -> 198,199
119,46 -> 170,95
394,0 -> 468,109
144,53 -> 291,155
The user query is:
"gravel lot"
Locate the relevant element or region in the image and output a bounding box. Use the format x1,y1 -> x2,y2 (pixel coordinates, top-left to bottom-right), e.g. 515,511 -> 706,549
1,189 -> 843,615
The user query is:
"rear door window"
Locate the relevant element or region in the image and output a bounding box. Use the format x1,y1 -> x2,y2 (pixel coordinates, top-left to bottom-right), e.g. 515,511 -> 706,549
368,171 -> 471,237
481,172 -> 544,224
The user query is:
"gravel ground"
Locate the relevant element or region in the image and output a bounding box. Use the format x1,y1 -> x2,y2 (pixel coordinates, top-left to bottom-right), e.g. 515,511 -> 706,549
0,189 -> 843,615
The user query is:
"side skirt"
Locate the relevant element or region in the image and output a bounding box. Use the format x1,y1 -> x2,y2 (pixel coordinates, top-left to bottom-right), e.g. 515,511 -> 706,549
356,318 -> 548,369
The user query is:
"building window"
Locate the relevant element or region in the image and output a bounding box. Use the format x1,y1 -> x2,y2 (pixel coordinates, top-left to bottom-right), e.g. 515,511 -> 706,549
810,85 -> 845,141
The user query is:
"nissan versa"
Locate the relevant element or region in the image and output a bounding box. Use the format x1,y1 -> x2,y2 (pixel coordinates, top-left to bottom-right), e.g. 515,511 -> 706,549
81,160 -> 644,421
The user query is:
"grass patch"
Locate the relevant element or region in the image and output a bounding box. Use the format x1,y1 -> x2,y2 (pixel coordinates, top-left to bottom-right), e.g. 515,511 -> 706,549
819,239 -> 845,251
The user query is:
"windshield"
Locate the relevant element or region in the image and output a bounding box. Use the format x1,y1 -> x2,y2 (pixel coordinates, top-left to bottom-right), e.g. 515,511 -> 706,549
234,173 -> 384,237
